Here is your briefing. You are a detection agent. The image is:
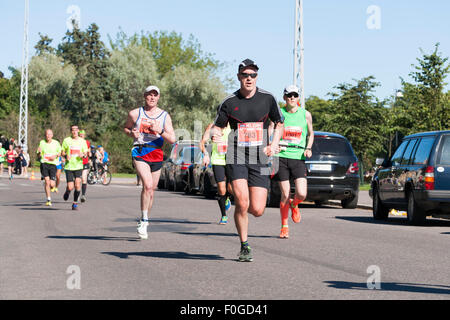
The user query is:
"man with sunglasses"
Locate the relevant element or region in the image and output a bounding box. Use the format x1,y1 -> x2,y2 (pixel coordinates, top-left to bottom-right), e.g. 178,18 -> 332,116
213,59 -> 284,262
273,85 -> 314,239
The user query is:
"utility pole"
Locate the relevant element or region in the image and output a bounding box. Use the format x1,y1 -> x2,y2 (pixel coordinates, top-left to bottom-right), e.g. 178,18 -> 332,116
18,0 -> 29,152
293,0 -> 305,108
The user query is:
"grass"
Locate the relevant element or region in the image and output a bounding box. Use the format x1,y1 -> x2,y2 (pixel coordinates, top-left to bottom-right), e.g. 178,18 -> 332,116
360,183 -> 371,191
112,173 -> 137,178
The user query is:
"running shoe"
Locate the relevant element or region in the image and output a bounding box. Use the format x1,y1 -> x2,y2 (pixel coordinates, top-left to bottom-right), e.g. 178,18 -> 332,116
54,187 -> 58,193
80,195 -> 86,203
238,246 -> 253,262
219,216 -> 228,225
137,220 -> 149,240
63,190 -> 70,201
45,201 -> 52,207
72,203 -> 79,211
290,199 -> 301,223
279,226 -> 289,239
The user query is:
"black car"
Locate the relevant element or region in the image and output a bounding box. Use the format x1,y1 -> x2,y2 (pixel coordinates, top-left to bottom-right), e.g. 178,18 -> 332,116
370,130 -> 450,225
268,131 -> 360,208
159,140 -> 199,191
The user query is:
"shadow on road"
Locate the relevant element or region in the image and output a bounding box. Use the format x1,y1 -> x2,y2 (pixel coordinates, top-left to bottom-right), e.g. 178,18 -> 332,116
175,231 -> 278,239
102,251 -> 231,261
335,216 -> 450,227
47,235 -> 139,242
325,280 -> 450,295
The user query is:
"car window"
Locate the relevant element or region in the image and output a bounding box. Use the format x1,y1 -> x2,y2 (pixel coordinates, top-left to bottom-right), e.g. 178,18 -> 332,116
390,140 -> 409,166
437,135 -> 450,165
182,147 -> 200,163
412,137 -> 435,165
400,139 -> 418,165
312,137 -> 354,156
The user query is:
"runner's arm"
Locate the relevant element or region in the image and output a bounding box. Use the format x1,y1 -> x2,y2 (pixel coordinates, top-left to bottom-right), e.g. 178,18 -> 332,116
161,113 -> 176,145
304,111 -> 314,158
200,123 -> 213,166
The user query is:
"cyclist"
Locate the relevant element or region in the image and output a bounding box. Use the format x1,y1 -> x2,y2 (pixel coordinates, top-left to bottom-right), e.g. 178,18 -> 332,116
200,122 -> 233,224
272,85 -> 314,239
37,129 -> 62,206
61,125 -> 88,210
123,85 -> 176,240
212,59 -> 284,262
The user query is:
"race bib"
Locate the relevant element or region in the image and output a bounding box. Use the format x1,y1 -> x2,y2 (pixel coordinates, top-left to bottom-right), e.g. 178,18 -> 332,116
238,122 -> 263,147
283,126 -> 303,144
139,118 -> 158,135
43,154 -> 55,162
217,142 -> 228,155
70,146 -> 81,156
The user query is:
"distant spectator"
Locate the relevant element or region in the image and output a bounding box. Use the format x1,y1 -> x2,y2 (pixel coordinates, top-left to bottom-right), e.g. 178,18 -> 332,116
0,142 -> 6,176
6,144 -> 17,180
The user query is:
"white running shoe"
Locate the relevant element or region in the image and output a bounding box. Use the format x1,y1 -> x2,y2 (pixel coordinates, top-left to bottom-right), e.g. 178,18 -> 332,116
137,220 -> 149,240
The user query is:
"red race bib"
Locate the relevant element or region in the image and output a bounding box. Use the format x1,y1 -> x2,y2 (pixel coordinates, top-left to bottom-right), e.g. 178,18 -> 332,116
238,122 -> 263,147
139,118 -> 158,135
283,126 -> 303,144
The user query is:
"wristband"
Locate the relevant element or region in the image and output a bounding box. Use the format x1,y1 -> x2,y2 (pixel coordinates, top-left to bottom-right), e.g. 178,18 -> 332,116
159,128 -> 165,135
306,148 -> 311,150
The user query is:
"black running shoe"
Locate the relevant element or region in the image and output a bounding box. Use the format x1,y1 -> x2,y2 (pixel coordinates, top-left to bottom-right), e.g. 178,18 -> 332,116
63,190 -> 70,201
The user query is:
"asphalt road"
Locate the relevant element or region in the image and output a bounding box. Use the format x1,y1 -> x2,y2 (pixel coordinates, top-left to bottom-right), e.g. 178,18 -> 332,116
1,175 -> 450,301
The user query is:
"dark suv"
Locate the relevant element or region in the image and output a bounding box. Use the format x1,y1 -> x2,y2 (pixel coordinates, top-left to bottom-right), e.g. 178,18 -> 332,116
268,131 -> 360,208
371,130 -> 450,225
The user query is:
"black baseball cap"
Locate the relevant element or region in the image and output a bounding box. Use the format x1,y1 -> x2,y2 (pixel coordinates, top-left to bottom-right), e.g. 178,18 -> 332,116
238,59 -> 259,72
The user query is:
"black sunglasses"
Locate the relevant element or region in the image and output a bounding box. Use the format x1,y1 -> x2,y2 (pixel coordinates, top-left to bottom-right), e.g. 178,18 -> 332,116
286,93 -> 299,98
240,72 -> 258,79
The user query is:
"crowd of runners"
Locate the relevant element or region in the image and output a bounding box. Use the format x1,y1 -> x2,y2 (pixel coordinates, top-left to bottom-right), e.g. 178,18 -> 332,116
124,59 -> 315,262
3,58 -> 314,263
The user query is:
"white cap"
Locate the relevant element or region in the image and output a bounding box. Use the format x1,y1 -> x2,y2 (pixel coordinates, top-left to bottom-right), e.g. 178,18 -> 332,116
144,85 -> 160,95
283,85 -> 299,95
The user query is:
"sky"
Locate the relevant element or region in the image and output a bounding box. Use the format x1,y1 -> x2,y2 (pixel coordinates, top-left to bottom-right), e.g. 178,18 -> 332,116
1,0 -> 449,103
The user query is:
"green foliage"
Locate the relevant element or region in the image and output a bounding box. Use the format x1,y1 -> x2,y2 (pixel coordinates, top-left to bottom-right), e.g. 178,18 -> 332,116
34,33 -> 55,56
305,95 -> 333,132
324,76 -> 387,169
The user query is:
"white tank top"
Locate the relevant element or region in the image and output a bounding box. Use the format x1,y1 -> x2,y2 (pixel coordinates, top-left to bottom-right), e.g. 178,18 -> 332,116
133,107 -> 168,146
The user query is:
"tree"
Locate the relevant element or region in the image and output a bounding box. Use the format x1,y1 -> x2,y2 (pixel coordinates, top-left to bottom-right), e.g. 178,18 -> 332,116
325,76 -> 387,170
305,95 -> 333,131
397,43 -> 450,134
35,33 -> 55,56
109,30 -> 220,77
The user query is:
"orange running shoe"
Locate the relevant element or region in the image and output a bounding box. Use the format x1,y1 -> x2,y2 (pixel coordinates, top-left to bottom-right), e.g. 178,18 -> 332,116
290,199 -> 301,223
279,226 -> 289,239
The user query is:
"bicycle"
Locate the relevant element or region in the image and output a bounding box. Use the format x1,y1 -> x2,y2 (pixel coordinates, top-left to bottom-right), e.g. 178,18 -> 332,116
87,163 -> 112,186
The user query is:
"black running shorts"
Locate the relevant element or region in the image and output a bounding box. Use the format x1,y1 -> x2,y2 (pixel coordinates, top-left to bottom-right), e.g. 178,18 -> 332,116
225,164 -> 270,189
41,163 -> 57,181
212,165 -> 227,183
65,169 -> 83,182
273,157 -> 307,182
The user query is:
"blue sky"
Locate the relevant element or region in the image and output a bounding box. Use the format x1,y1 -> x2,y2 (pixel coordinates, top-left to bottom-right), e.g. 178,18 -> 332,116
1,0 -> 449,102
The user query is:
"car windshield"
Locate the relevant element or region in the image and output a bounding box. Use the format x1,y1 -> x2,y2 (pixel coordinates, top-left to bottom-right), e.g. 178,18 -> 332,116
181,147 -> 201,163
312,137 -> 354,156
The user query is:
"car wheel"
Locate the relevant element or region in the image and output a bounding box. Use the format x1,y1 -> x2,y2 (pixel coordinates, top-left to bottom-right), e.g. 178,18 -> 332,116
407,191 -> 426,225
203,175 -> 215,199
372,187 -> 389,220
341,193 -> 358,209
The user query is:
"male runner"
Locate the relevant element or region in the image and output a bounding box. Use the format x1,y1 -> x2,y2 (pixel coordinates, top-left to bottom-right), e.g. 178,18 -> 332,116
61,125 -> 88,210
212,59 -> 284,262
0,143 -> 6,176
123,85 -> 176,240
37,129 -> 62,206
273,85 -> 314,239
200,123 -> 233,224
79,130 -> 91,202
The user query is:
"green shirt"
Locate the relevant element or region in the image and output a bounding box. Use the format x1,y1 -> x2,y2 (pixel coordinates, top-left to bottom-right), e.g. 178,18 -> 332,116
39,139 -> 62,165
275,107 -> 308,160
211,126 -> 231,166
0,147 -> 6,162
62,137 -> 88,171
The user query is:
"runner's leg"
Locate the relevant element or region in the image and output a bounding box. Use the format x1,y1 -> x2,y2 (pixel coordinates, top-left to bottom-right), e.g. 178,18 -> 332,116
231,179 -> 250,243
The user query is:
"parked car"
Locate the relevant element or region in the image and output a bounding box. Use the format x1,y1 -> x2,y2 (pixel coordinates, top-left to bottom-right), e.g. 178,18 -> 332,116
370,130 -> 450,225
268,131 -> 360,208
159,140 -> 199,191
